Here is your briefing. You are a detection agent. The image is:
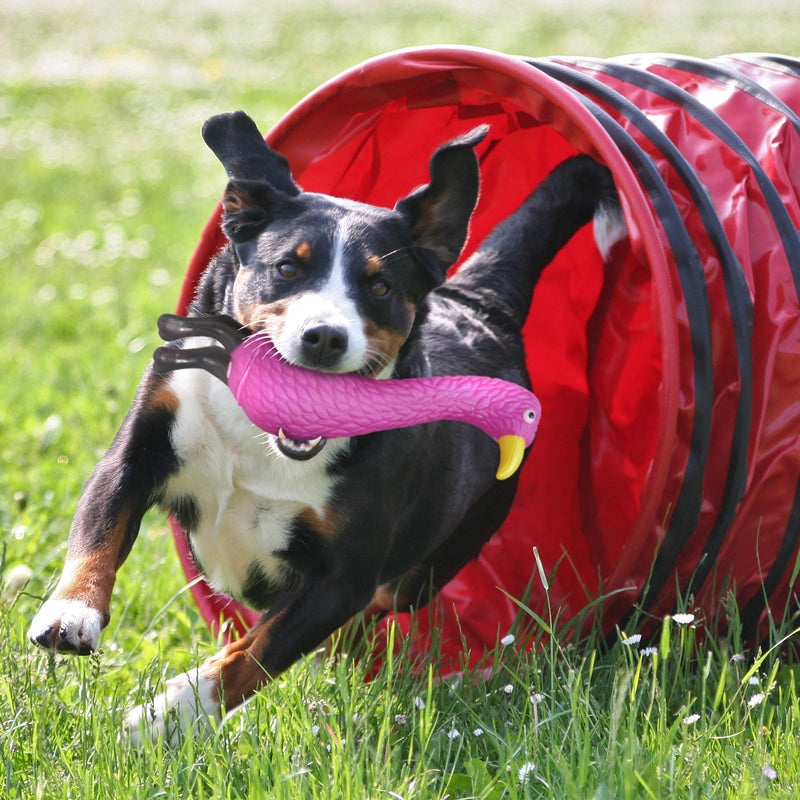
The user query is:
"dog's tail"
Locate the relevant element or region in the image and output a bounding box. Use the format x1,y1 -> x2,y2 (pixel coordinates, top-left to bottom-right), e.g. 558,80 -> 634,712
451,155 -> 625,329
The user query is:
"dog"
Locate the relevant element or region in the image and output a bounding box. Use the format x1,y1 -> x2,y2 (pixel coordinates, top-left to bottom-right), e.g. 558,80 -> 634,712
28,111 -> 623,745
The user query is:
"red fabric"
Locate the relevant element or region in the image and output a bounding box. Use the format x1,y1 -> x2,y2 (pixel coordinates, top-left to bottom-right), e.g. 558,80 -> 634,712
173,46 -> 800,664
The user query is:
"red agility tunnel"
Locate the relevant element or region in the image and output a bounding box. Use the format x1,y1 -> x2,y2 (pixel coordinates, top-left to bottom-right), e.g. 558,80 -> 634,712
173,46 -> 800,668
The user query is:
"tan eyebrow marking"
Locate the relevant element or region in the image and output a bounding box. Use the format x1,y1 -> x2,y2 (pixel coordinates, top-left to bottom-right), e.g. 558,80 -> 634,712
295,242 -> 312,261
365,255 -> 382,276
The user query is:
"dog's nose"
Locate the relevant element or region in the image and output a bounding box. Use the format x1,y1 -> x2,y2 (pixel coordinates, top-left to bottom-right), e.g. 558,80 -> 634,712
301,324 -> 349,367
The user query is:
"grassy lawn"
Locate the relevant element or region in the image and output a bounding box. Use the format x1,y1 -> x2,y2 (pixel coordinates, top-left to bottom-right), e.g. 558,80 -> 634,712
2,1 -> 800,797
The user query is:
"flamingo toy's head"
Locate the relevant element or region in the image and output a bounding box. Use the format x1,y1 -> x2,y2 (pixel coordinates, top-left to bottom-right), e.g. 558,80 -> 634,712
471,380 -> 541,480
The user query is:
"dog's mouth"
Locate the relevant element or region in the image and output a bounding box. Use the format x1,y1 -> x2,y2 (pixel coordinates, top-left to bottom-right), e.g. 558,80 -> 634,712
273,430 -> 327,461
270,356 -> 394,461
260,332 -> 392,461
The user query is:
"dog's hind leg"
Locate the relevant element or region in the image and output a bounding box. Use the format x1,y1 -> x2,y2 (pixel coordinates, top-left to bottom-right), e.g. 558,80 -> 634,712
317,474 -> 523,662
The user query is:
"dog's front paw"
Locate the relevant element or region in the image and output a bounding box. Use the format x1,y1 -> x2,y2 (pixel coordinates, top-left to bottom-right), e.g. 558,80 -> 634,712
28,598 -> 104,655
124,669 -> 221,748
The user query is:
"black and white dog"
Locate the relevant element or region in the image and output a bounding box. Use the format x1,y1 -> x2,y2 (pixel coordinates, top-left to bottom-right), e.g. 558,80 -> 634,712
28,111 -> 623,744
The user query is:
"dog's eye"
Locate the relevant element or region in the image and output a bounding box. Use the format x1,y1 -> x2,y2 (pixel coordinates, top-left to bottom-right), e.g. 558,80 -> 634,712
276,261 -> 299,279
369,278 -> 391,297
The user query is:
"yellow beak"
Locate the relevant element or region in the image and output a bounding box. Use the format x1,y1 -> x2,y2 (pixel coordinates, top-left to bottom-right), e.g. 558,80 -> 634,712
496,435 -> 527,480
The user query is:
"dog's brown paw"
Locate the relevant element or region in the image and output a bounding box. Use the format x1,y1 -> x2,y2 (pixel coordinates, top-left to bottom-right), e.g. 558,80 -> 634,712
28,599 -> 103,655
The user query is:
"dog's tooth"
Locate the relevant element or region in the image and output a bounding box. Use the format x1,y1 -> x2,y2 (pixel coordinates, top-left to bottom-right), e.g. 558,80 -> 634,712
278,428 -> 288,441
307,436 -> 322,447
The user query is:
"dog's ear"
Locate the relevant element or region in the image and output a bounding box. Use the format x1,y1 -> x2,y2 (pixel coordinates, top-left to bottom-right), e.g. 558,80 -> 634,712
395,125 -> 488,284
204,112 -> 302,266
202,111 -> 300,197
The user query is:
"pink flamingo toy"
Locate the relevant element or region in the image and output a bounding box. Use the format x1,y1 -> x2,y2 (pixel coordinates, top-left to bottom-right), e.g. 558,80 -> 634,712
154,314 -> 541,480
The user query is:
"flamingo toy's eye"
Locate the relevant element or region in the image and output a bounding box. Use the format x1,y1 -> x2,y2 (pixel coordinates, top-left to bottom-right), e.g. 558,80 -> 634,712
524,409 -> 537,424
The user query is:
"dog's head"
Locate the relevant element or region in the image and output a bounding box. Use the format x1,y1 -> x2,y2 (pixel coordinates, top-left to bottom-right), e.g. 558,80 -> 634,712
203,111 -> 486,377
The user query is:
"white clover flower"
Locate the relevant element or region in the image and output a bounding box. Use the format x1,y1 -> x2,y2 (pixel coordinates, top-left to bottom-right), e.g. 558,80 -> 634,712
763,766 -> 778,781
530,693 -> 544,704
308,700 -> 324,714
503,684 -> 514,694
730,653 -> 746,663
414,696 -> 426,710
518,762 -> 536,782
394,714 -> 408,726
501,633 -> 515,646
473,728 -> 484,737
621,633 -> 642,646
748,692 -> 766,708
311,725 -> 320,737
682,713 -> 700,725
672,613 -> 696,626
642,647 -> 658,657
748,676 -> 761,685
447,728 -> 460,740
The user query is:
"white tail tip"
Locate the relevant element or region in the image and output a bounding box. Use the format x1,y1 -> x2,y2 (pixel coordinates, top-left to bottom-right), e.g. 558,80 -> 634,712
593,201 -> 628,262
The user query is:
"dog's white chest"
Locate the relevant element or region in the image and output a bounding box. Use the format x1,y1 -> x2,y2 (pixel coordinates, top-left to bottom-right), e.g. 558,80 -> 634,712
162,367 -> 343,603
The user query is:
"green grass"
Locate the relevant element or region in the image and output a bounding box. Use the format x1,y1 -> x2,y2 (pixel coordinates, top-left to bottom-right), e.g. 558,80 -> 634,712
2,1 -> 800,797
4,589 -> 800,799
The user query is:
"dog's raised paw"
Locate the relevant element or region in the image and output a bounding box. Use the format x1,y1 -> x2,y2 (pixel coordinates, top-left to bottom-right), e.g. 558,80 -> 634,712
124,668 -> 221,748
27,598 -> 103,655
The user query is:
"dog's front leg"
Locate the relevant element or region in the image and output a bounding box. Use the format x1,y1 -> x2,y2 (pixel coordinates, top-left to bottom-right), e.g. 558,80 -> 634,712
28,369 -> 179,655
125,574 -> 374,746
